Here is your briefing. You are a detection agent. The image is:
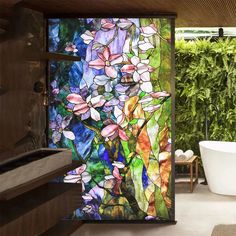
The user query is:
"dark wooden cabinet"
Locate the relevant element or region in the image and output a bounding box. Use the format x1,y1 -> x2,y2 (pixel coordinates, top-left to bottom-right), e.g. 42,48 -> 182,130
0,161 -> 83,236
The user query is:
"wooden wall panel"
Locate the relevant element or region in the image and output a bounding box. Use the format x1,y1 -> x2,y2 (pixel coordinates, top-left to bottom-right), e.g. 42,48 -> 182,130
0,183 -> 82,236
19,0 -> 236,27
0,7 -> 46,162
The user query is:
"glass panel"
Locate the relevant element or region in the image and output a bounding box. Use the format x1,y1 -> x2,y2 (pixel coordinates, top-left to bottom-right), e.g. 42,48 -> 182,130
48,18 -> 173,221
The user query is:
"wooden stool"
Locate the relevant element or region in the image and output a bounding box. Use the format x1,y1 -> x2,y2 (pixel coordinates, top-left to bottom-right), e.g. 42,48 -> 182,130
175,155 -> 199,192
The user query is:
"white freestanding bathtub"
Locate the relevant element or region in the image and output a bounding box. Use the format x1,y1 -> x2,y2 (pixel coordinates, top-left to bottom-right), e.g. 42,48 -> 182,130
199,141 -> 236,196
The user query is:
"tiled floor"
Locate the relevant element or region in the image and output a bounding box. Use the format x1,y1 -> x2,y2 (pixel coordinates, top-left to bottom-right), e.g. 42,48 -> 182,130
72,184 -> 236,236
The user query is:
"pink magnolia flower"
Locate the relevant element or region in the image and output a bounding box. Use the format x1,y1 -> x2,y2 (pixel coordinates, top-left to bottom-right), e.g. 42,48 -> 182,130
89,47 -> 123,78
113,167 -> 123,194
64,164 -> 91,191
138,91 -> 170,104
65,42 -> 78,53
138,38 -> 154,51
141,24 -> 157,37
113,166 -> 123,180
100,18 -> 132,31
143,104 -> 161,113
117,19 -> 133,30
101,124 -> 128,141
101,19 -> 115,30
139,91 -> 170,112
121,56 -> 154,93
101,107 -> 128,141
67,93 -> 106,121
104,166 -> 123,194
80,30 -> 96,44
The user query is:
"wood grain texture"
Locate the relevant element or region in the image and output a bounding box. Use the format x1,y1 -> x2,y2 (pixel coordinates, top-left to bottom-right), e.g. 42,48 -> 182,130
0,183 -> 82,236
0,160 -> 82,201
18,0 -> 236,27
0,7 -> 46,161
41,220 -> 84,236
0,148 -> 72,193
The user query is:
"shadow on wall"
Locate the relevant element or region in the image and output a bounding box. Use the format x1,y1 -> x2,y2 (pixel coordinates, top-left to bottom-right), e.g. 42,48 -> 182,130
0,7 -> 46,162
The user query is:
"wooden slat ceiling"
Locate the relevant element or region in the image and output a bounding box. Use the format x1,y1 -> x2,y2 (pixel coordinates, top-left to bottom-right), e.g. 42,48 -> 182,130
3,0 -> 236,27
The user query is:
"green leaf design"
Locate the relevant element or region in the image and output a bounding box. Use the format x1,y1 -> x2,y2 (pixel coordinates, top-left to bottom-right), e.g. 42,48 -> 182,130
129,118 -> 138,125
154,186 -> 169,219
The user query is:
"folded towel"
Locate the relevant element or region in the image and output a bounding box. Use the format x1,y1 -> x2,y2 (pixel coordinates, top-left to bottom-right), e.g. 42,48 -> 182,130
175,149 -> 194,161
185,150 -> 194,160
175,149 -> 183,158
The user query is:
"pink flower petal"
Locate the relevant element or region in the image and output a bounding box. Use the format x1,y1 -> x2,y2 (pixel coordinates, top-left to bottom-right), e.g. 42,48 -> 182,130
123,37 -> 131,53
90,107 -> 101,121
148,65 -> 155,72
89,58 -> 105,70
117,114 -> 125,125
117,19 -> 133,29
105,66 -> 117,78
109,54 -> 123,65
73,103 -> 89,115
80,30 -> 94,44
140,82 -> 153,93
138,96 -> 153,104
81,172 -> 92,183
143,104 -> 161,112
140,72 -> 151,82
118,128 -> 129,141
151,91 -> 170,98
103,47 -> 110,61
133,71 -> 140,82
64,175 -> 81,183
109,130 -> 119,140
91,95 -> 106,108
113,166 -> 123,180
138,40 -> 154,51
141,24 -> 157,37
98,52 -> 106,61
65,46 -> 73,52
101,124 -> 119,138
137,63 -> 149,74
131,56 -> 140,66
121,64 -> 135,74
67,93 -> 85,104
76,164 -> 87,175
101,19 -> 115,30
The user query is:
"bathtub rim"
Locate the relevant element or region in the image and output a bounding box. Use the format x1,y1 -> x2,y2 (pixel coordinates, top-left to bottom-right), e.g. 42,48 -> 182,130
199,140 -> 236,154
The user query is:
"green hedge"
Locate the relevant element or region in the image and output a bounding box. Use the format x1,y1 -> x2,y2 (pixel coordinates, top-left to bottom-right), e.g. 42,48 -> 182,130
175,38 -> 236,156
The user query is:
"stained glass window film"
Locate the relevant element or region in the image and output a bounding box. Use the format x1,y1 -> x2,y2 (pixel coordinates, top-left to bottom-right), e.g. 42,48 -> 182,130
48,18 -> 174,221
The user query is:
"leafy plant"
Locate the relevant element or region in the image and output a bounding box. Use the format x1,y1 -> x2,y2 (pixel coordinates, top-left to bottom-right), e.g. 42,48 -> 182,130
175,38 -> 236,156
